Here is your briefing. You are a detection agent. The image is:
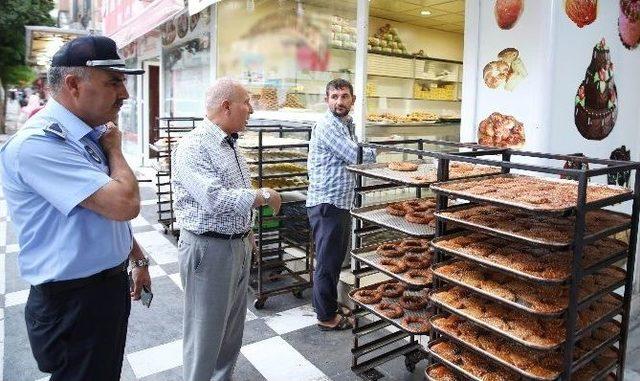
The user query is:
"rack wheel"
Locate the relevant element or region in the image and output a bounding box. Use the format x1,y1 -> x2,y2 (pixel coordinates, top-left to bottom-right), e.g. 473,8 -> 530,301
404,356 -> 416,372
254,297 -> 267,310
292,289 -> 304,299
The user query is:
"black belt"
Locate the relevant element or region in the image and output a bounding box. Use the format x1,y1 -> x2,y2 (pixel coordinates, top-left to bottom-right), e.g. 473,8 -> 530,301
33,260 -> 128,296
198,230 -> 250,240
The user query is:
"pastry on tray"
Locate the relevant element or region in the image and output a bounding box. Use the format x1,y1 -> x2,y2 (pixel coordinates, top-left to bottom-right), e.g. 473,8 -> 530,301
433,232 -> 627,282
431,339 -> 519,380
433,174 -> 629,211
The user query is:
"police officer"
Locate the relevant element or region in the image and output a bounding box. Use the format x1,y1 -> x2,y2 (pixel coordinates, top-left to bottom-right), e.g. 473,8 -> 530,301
0,36 -> 150,381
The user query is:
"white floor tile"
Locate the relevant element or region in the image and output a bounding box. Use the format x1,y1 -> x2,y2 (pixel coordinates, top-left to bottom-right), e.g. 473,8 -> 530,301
148,265 -> 167,279
0,254 -> 4,294
134,231 -> 177,265
5,289 -> 29,307
140,199 -> 157,206
241,336 -> 330,381
126,339 -> 183,378
0,200 -> 6,219
35,377 -> 50,381
130,214 -> 149,228
152,223 -> 164,231
0,308 -> 4,320
245,308 -> 258,322
5,244 -> 19,254
262,303 -> 317,335
168,273 -> 183,291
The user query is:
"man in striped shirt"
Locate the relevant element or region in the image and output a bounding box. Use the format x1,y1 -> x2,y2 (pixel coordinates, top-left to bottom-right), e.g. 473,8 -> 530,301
307,79 -> 376,330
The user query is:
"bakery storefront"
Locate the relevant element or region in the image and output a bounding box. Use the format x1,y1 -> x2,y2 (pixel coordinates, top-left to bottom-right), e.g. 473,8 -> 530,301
149,2 -> 640,379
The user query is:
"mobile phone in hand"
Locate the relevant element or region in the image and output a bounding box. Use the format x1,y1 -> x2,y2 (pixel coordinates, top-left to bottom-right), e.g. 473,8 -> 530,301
141,285 -> 153,308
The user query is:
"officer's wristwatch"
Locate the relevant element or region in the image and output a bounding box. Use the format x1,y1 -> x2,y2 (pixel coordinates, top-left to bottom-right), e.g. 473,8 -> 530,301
260,188 -> 270,205
131,257 -> 150,268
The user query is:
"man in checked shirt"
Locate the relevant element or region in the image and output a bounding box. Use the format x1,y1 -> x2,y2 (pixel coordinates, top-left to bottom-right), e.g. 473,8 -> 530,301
307,79 -> 376,330
172,78 -> 281,381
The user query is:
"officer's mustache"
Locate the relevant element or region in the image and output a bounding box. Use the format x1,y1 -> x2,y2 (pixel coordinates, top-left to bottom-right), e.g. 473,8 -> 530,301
114,100 -> 124,108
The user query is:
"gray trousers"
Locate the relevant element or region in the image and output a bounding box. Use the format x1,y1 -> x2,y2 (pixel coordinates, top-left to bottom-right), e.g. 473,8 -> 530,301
178,230 -> 252,381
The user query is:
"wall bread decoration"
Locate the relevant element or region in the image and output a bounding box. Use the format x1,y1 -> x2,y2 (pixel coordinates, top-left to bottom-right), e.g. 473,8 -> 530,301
565,0 -> 598,28
483,48 -> 528,91
618,0 -> 640,49
608,145 -> 631,186
494,0 -> 524,30
574,39 -> 618,140
478,112 -> 526,148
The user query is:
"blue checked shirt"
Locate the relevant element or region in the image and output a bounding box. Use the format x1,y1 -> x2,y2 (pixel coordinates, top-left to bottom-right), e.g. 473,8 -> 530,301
172,118 -> 257,234
306,111 -> 376,210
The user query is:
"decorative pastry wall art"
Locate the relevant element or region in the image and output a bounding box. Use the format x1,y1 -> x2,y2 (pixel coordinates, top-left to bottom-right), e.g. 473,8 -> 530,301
574,39 -> 618,140
565,0 -> 598,28
478,112 -> 526,148
618,0 -> 640,49
483,48 -> 528,91
495,0 -> 524,30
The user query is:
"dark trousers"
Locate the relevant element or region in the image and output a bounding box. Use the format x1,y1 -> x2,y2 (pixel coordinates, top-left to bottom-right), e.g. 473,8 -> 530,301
25,269 -> 131,381
308,203 -> 351,322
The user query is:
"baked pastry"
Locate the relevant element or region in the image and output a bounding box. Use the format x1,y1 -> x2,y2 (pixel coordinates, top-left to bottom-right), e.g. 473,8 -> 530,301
478,112 -> 526,148
565,0 -> 598,28
619,0 -> 640,50
483,60 -> 510,89
574,39 -> 618,140
494,0 -> 524,30
388,162 -> 418,171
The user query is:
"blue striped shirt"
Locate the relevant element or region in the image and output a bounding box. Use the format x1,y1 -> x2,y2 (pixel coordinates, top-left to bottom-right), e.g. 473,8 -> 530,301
306,111 -> 376,210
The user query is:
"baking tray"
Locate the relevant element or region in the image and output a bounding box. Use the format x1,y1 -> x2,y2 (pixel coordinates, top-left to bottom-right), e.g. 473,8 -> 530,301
429,286 -> 623,351
428,338 -> 520,381
430,232 -> 629,285
431,259 -> 626,317
348,281 -> 434,335
435,204 -> 631,250
346,160 -> 500,187
424,363 -> 467,381
430,173 -> 632,215
429,314 -> 621,381
351,199 -> 436,237
351,241 -> 432,287
237,137 -> 309,149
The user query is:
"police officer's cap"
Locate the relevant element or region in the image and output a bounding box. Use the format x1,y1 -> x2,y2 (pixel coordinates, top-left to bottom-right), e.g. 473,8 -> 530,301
51,35 -> 145,75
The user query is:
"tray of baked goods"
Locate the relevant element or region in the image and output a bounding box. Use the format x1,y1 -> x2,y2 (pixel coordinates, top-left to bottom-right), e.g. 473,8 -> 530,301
435,204 -> 631,249
351,238 -> 433,287
429,285 -> 623,350
346,160 -> 501,186
249,163 -> 307,178
242,149 -> 308,164
431,259 -> 626,317
349,280 -> 434,334
251,177 -> 309,192
430,173 -> 631,215
351,197 -> 437,237
428,337 -> 618,381
430,314 -> 621,381
237,136 -> 309,149
430,232 -> 628,285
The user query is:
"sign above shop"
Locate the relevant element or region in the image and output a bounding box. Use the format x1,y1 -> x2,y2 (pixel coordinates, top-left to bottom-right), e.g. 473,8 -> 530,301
188,0 -> 221,16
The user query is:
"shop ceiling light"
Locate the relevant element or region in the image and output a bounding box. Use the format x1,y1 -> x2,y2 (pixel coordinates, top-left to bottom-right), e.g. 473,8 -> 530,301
420,10 -> 432,16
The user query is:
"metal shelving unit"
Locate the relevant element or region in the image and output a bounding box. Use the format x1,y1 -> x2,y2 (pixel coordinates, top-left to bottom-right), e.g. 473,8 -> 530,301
426,149 -> 640,381
243,121 -> 315,309
347,139 -> 501,381
151,116 -> 202,236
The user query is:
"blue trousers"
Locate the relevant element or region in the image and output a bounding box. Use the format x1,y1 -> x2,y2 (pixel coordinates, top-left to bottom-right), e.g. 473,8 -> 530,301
307,203 -> 351,322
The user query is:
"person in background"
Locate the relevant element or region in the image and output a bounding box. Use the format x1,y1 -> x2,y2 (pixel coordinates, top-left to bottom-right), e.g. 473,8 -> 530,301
0,35 -> 150,381
172,77 -> 282,381
306,78 -> 376,330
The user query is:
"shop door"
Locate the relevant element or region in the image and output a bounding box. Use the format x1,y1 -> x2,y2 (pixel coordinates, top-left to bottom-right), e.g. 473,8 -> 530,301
148,65 -> 160,158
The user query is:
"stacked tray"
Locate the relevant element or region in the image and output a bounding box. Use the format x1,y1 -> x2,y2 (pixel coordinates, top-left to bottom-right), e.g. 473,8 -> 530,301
346,160 -> 501,186
429,285 -> 623,350
431,259 -> 626,316
430,173 -> 631,214
435,204 -> 631,249
351,240 -> 433,287
349,281 -> 433,334
427,337 -> 618,381
350,198 -> 437,237
430,314 -> 621,381
430,231 -> 628,284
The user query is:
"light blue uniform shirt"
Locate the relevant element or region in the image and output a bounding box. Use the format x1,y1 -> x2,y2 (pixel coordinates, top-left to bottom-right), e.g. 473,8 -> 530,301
0,99 -> 132,285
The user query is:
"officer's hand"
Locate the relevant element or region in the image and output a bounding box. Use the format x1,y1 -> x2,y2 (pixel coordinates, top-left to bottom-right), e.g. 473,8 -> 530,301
264,188 -> 282,215
100,122 -> 123,153
130,266 -> 151,300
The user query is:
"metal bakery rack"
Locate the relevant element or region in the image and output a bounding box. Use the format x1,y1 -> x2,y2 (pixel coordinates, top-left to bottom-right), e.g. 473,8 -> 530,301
241,120 -> 315,309
347,139 -> 502,381
425,148 -> 640,381
150,116 -> 202,236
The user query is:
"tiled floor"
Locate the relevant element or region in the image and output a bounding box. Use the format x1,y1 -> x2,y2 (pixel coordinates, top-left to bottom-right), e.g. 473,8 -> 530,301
1,182 -> 433,381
